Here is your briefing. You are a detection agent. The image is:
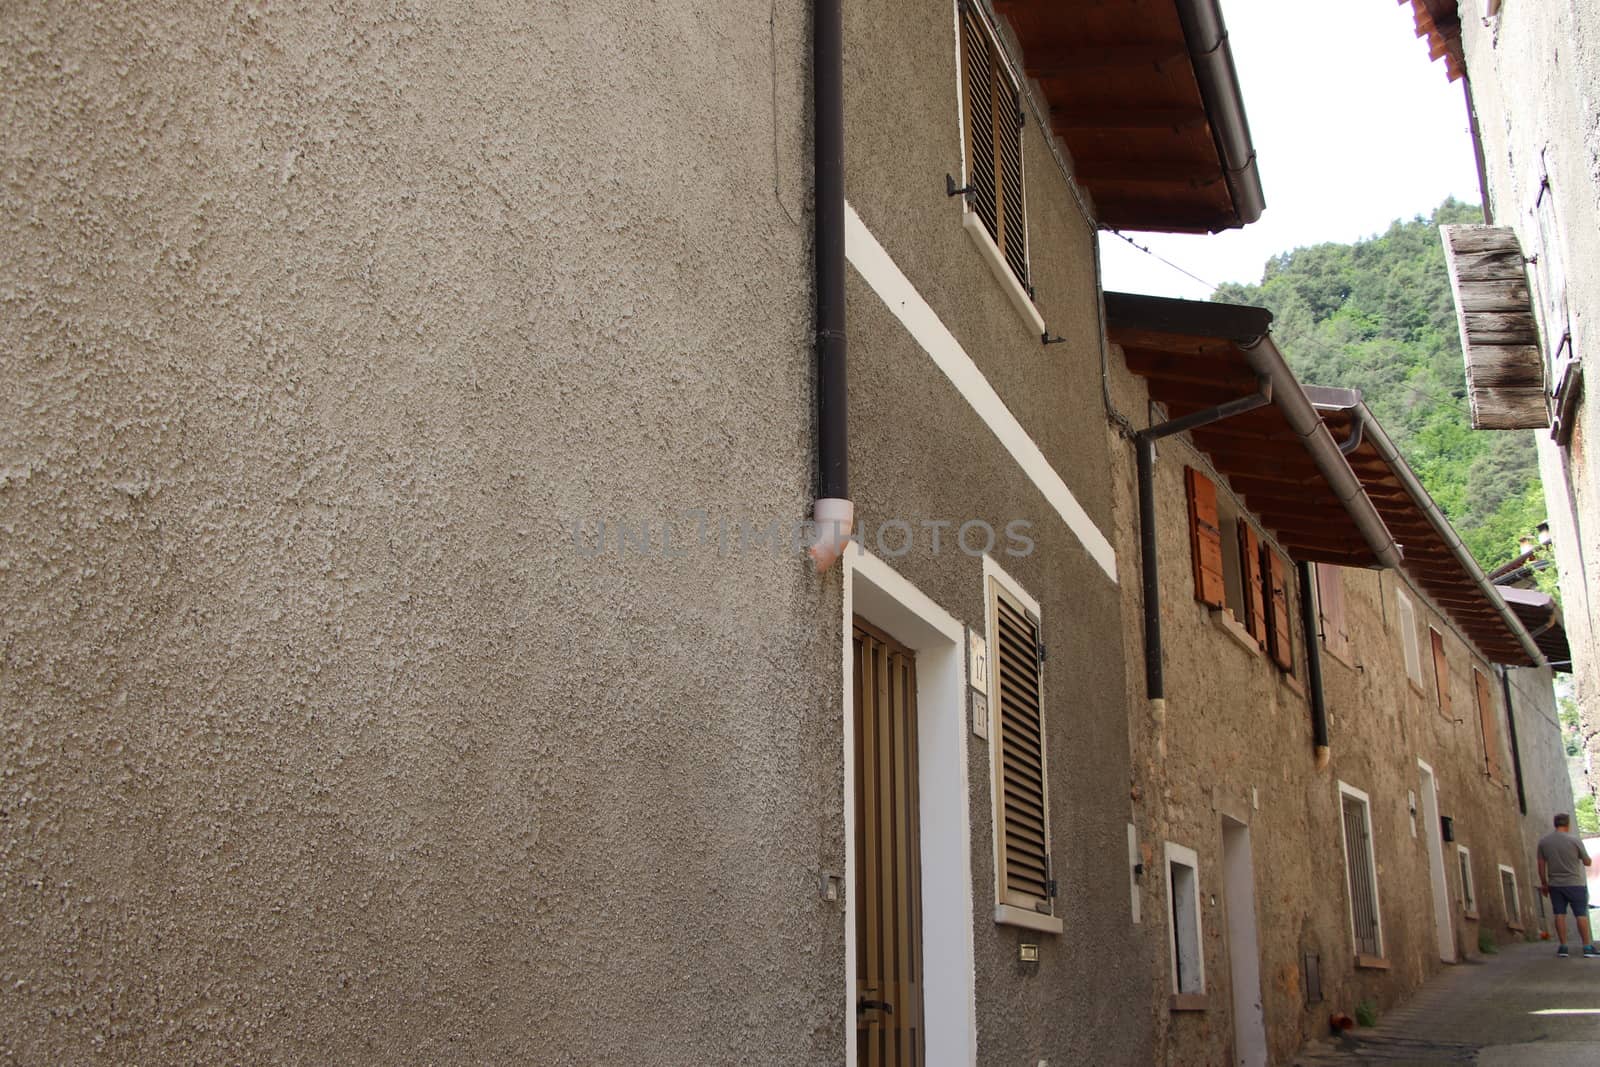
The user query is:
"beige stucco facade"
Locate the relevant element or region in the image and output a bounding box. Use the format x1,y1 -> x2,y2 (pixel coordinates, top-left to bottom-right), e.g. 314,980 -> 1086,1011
2,2 -> 848,1062
1448,0 -> 1600,806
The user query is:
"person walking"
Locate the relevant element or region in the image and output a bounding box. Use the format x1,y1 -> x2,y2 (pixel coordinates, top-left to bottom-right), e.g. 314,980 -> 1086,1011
1537,813 -> 1596,958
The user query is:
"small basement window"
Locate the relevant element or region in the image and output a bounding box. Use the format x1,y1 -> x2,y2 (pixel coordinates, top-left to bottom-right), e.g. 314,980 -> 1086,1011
1498,864 -> 1521,929
1165,843 -> 1205,998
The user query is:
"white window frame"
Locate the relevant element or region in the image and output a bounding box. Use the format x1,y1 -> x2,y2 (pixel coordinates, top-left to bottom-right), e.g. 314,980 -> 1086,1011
1395,588 -> 1423,689
1457,845 -> 1477,917
983,555 -> 1061,934
1497,863 -> 1522,929
1164,842 -> 1205,996
1336,781 -> 1386,960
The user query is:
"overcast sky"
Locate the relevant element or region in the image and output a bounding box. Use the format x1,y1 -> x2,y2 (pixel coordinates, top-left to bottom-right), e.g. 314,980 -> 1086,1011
1098,0 -> 1484,299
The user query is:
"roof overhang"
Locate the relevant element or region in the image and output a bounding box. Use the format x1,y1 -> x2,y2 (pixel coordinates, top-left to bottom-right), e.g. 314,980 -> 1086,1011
1106,293 -> 1401,568
1308,387 -> 1546,667
1399,0 -> 1465,82
994,0 -> 1264,232
1498,586 -> 1570,671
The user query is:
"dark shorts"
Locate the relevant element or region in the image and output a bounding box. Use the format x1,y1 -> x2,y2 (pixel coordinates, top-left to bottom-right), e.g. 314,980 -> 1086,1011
1550,885 -> 1590,916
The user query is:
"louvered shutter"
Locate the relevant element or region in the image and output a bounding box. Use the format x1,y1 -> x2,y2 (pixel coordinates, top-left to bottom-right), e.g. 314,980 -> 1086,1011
1185,468 -> 1225,609
1474,669 -> 1503,783
1265,549 -> 1294,672
1316,563 -> 1350,664
960,5 -> 1029,293
990,581 -> 1053,915
1238,519 -> 1266,645
1341,795 -> 1382,958
1430,628 -> 1451,719
960,7 -> 997,248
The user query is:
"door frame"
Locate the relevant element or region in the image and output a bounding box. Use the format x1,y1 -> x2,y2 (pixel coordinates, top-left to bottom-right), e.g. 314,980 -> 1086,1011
1220,816 -> 1266,1067
843,550 -> 977,1066
1417,759 -> 1455,962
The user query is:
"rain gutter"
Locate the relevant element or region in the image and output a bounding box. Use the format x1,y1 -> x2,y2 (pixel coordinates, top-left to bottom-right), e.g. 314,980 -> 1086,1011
1173,0 -> 1265,228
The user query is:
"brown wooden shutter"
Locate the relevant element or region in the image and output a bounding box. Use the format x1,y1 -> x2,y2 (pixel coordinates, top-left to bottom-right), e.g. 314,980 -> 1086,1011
1186,468 -> 1225,609
991,582 -> 1053,915
1430,628 -> 1451,719
960,5 -> 1028,292
1265,549 -> 1294,672
1474,668 -> 1504,783
1238,519 -> 1267,646
1316,563 -> 1349,664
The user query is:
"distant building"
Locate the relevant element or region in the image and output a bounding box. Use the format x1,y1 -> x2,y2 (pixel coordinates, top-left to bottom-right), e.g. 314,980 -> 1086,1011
1403,1 -> 1600,809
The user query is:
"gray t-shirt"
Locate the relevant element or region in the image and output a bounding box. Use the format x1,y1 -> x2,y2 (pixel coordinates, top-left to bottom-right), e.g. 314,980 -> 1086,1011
1538,830 -> 1589,887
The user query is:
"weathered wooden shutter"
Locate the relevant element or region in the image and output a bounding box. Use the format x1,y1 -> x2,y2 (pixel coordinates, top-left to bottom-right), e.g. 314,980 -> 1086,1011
960,5 -> 1028,292
1440,225 -> 1549,429
1341,794 -> 1382,958
1265,549 -> 1294,672
1186,468 -> 1225,609
1315,563 -> 1349,663
1474,668 -> 1503,783
1238,519 -> 1267,646
1430,628 -> 1451,719
991,582 -> 1053,915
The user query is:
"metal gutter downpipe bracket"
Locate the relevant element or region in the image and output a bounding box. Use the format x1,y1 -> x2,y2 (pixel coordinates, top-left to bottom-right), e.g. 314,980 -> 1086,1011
810,0 -> 853,571
1236,338 -> 1404,571
1134,380 -> 1273,702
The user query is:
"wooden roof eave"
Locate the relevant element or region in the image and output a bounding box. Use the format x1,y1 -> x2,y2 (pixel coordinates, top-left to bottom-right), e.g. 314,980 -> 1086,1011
994,0 -> 1264,232
1308,390 -> 1544,667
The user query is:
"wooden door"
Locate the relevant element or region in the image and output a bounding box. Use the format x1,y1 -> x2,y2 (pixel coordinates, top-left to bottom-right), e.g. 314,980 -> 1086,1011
853,620 -> 924,1067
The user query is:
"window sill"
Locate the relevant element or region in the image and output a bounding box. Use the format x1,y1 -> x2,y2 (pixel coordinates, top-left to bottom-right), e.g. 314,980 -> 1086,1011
1169,993 -> 1209,1012
1354,954 -> 1390,971
1407,677 -> 1427,697
962,210 -> 1046,337
1280,670 -> 1305,699
1211,608 -> 1263,657
1507,922 -> 1524,932
1321,641 -> 1354,670
1463,909 -> 1479,922
994,903 -> 1063,935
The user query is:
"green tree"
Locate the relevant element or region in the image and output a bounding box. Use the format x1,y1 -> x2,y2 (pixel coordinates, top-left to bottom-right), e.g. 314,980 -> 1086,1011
1213,200 -> 1547,577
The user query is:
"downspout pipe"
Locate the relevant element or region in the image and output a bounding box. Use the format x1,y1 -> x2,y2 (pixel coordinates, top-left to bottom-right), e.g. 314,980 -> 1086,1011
810,0 -> 853,571
1298,560 -> 1330,768
1305,389 -> 1547,667
1499,666 -> 1528,815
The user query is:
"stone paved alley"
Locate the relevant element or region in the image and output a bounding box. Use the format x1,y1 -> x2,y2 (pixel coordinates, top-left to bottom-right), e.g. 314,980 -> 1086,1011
1293,941 -> 1600,1066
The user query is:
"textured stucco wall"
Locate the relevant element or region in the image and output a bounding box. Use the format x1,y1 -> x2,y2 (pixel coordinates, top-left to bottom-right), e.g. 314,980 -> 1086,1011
1453,0 -> 1600,807
842,1 -> 1147,1062
1106,340 -> 1546,1066
2,3 -> 848,1063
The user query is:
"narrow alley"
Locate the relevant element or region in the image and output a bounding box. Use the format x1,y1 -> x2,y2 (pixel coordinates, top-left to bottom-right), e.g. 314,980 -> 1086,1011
1294,941 -> 1600,1066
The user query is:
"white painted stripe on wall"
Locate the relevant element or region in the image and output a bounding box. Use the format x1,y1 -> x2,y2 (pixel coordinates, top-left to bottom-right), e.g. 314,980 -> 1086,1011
843,201 -> 1119,582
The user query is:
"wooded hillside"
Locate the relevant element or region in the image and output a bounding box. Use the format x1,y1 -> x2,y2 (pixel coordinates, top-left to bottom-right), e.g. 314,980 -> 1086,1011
1212,199 -> 1544,575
